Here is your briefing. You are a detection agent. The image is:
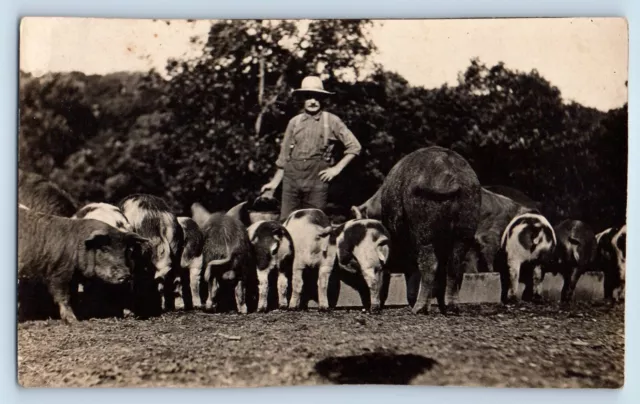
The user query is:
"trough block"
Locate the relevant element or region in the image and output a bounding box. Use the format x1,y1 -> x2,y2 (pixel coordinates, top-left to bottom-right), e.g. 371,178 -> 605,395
313,271 -> 607,308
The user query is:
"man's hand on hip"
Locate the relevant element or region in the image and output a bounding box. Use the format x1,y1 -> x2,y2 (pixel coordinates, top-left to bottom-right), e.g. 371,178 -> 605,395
318,166 -> 342,183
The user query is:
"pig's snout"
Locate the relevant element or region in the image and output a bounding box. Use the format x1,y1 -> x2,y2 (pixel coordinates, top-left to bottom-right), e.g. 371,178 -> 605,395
363,268 -> 383,313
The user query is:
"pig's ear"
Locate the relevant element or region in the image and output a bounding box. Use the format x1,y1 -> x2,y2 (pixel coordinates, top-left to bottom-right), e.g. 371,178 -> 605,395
126,233 -> 153,255
191,203 -> 212,228
270,241 -> 280,256
127,232 -> 150,244
317,226 -> 333,238
337,235 -> 358,273
377,241 -> 390,266
85,229 -> 111,250
351,206 -> 363,219
226,201 -> 252,227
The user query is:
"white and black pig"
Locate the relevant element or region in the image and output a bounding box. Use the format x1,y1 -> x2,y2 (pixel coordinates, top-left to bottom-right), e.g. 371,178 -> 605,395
119,194 -> 185,311
18,207 -> 149,323
73,203 -> 133,232
246,220 -> 294,312
495,212 -> 556,304
200,212 -> 256,314
283,209 -> 391,312
331,218 -> 391,312
283,209 -> 339,311
594,225 -> 626,304
177,216 -> 205,309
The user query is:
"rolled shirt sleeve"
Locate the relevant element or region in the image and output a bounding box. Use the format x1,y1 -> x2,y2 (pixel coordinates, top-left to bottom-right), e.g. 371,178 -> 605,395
332,115 -> 362,156
275,119 -> 295,168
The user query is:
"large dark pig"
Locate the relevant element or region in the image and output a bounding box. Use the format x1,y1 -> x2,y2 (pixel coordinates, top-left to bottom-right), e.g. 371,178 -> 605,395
18,169 -> 77,216
247,220 -> 294,312
118,194 -> 185,311
483,185 -> 541,211
544,219 -> 597,303
594,225 -> 626,303
201,213 -> 256,314
72,202 -> 152,318
18,207 -> 149,323
177,217 -> 205,309
494,212 -> 556,303
351,146 -> 481,315
331,218 -> 391,312
283,209 -> 340,311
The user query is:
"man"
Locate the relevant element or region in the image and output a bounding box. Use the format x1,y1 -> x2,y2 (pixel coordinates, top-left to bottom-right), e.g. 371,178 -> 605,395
261,76 -> 362,220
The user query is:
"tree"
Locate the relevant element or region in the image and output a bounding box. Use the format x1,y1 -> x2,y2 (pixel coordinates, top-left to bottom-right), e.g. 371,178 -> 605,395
19,72 -> 98,173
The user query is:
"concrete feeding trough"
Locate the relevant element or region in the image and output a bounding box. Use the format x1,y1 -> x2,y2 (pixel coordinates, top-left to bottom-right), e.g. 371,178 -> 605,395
306,271 -> 607,308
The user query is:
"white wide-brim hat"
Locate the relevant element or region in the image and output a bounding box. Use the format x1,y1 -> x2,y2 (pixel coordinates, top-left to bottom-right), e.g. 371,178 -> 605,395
292,76 -> 334,95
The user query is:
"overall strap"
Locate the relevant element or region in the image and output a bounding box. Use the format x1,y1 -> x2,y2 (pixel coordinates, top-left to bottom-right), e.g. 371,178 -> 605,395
322,111 -> 330,148
287,114 -> 305,161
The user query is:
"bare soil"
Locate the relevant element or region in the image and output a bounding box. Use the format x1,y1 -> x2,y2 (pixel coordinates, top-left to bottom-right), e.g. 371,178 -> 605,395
17,302 -> 625,388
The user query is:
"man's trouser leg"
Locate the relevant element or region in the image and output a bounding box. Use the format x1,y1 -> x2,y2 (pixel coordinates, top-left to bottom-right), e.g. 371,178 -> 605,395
280,179 -> 302,221
303,185 -> 329,212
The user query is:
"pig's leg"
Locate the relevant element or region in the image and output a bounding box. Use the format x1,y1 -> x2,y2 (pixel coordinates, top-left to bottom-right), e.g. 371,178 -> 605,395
561,266 -> 581,304
289,265 -> 305,310
277,271 -> 289,309
179,267 -> 194,311
379,271 -> 391,309
205,276 -> 219,313
256,269 -> 270,313
412,245 -> 438,315
317,264 -> 334,311
506,256 -> 523,304
531,265 -> 545,303
188,255 -> 203,309
163,278 -> 176,311
404,270 -> 420,307
234,279 -> 248,314
442,240 -> 469,315
49,280 -> 77,323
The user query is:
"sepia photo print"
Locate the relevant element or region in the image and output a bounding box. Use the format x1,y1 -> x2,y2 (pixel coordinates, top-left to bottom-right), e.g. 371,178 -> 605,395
17,17 -> 628,388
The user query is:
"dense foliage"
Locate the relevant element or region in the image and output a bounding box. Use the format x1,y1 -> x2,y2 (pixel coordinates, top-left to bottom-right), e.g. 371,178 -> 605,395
18,19 -> 628,231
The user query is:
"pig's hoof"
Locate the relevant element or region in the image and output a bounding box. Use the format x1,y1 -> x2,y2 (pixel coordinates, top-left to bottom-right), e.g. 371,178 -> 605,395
369,305 -> 382,315
443,304 -> 461,316
532,294 -> 543,305
317,306 -> 331,313
411,304 -> 429,315
62,315 -> 78,324
278,305 -> 289,311
256,307 -> 268,313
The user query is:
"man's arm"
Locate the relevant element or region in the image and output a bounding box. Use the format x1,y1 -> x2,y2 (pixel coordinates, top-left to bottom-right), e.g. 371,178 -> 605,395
318,116 -> 361,183
262,168 -> 284,193
261,119 -> 294,193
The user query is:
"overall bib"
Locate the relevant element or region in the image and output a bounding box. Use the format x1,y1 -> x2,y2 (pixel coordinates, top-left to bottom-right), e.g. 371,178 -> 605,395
280,112 -> 334,220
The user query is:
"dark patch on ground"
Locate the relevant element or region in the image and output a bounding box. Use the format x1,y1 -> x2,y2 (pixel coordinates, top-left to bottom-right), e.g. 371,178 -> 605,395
315,351 -> 437,384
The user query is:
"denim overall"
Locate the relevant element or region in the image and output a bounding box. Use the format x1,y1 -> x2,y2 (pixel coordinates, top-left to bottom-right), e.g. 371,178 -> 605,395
280,112 -> 335,220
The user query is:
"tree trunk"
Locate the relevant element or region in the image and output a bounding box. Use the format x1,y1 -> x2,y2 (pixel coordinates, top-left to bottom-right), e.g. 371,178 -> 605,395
255,54 -> 266,135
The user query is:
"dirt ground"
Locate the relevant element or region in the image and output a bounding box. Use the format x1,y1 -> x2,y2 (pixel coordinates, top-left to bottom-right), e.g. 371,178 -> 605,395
17,302 -> 625,389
